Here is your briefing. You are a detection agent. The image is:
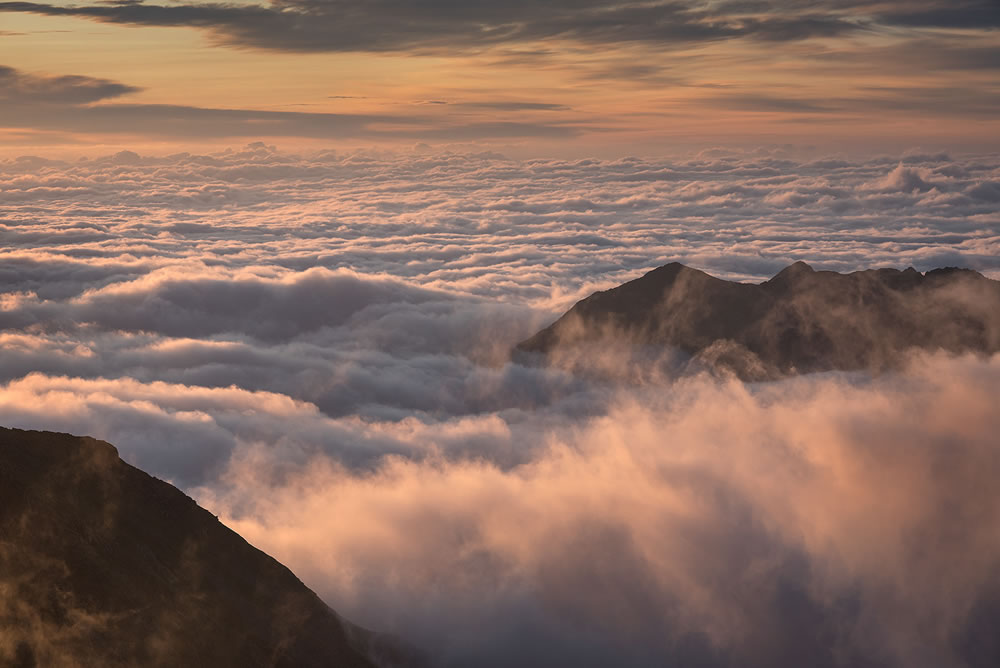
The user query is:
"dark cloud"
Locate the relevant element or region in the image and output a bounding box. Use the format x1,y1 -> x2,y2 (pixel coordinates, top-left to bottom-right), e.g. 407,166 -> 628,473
2,0 -> 995,58
0,64 -> 141,105
0,0 -> 864,53
878,0 -> 1000,29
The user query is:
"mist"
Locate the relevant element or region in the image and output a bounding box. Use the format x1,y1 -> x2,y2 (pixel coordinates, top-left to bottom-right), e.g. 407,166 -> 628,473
189,352 -> 999,668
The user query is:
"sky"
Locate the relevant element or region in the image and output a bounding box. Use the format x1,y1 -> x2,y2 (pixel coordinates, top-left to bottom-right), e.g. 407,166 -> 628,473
2,0 -> 1000,156
2,2 -> 1000,667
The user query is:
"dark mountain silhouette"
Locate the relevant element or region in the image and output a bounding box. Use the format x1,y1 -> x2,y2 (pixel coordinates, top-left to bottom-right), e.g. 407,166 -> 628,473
518,262 -> 1000,379
0,426 -> 419,668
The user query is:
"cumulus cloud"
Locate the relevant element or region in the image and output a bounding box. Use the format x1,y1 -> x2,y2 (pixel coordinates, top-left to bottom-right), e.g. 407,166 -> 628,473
197,353 -> 1000,668
1,145 -> 999,665
874,163 -> 938,193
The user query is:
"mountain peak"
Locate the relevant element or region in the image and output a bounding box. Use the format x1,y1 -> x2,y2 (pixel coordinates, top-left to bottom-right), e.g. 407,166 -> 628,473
766,261 -> 815,284
641,261 -> 697,280
516,262 -> 1000,378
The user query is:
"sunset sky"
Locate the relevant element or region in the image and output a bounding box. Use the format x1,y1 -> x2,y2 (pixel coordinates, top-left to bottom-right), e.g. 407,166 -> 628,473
3,0 -> 999,155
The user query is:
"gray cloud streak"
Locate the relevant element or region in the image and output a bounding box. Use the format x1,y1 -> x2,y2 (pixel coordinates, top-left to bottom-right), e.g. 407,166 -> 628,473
0,65 -> 141,104
0,0 -> 866,53
1,0 -> 994,59
0,65 -> 581,141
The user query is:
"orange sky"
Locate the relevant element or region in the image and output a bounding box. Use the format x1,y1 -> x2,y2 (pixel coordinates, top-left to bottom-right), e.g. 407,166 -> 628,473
2,0 -> 999,156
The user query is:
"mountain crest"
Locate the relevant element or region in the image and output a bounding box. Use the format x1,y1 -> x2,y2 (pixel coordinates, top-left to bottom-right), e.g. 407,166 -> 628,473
517,261 -> 1000,378
767,260 -> 814,281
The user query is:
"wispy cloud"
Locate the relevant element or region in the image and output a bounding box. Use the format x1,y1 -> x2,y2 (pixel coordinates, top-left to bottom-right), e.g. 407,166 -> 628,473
0,65 -> 580,140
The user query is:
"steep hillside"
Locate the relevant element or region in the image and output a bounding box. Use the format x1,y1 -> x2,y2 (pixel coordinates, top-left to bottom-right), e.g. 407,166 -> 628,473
0,427 -> 411,668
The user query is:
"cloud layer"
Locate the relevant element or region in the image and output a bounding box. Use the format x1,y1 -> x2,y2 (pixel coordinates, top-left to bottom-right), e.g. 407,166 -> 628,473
206,353 -> 1000,668
1,145 -> 999,665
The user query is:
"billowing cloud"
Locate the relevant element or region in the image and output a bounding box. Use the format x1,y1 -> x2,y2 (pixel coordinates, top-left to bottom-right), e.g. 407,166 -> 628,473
5,350 -> 998,666
200,353 -> 1000,668
0,144 -> 999,665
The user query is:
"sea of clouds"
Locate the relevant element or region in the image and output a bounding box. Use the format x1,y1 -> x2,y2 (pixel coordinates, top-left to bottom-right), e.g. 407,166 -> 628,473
2,145 -> 999,666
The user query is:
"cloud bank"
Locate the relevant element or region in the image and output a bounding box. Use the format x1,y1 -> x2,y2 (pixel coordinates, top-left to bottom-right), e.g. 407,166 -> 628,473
1,146 -> 999,665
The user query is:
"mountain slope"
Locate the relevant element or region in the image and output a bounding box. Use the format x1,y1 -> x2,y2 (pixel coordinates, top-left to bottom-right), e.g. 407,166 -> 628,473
518,262 -> 1000,378
0,427 -> 403,668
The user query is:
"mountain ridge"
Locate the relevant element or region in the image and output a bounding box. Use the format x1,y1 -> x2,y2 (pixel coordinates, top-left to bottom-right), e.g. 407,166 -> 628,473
517,262 -> 1000,379
0,426 -> 417,668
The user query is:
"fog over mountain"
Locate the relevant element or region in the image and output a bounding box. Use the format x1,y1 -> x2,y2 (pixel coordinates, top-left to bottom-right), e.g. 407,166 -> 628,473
2,147 -> 1000,666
